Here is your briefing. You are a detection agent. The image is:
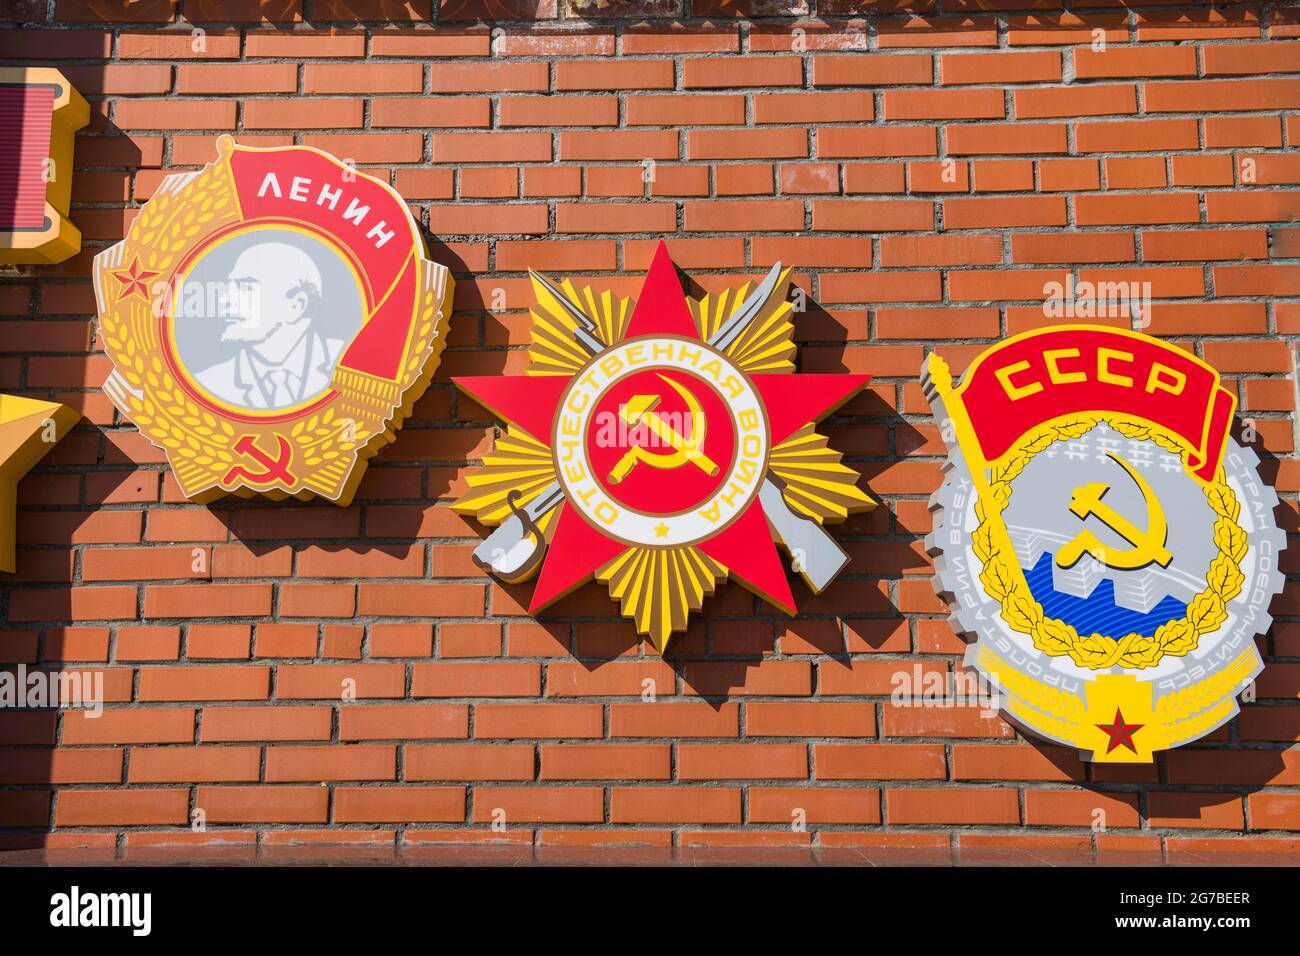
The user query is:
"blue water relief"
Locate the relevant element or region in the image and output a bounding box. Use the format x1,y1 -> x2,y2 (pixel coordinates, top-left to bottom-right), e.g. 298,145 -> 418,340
1024,552 -> 1186,638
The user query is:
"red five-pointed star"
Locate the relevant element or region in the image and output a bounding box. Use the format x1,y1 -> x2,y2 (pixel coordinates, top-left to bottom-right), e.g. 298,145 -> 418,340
112,258 -> 159,302
455,241 -> 868,618
1096,708 -> 1144,754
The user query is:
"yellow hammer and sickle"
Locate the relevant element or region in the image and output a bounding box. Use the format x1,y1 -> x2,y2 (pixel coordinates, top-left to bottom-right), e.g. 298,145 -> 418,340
1055,452 -> 1173,571
608,374 -> 719,484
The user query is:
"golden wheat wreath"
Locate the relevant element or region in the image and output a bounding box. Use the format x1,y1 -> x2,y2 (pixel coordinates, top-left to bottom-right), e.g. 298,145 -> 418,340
97,161 -> 251,489
972,416 -> 1248,671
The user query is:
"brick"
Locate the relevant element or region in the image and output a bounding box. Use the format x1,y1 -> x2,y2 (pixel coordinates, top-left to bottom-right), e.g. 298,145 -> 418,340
1136,10 -> 1261,42
472,787 -> 603,823
946,123 -> 1067,155
684,56 -> 802,89
1012,232 -> 1135,264
369,30 -> 489,58
684,200 -> 804,232
202,706 -> 331,742
310,62 -> 421,94
558,60 -> 673,91
1015,85 -> 1136,119
746,702 -> 875,737
177,63 -> 297,94
813,55 -> 932,87
688,129 -> 807,161
941,51 -> 1060,84
0,749 -> 122,785
433,132 -> 551,164
278,664 -> 405,700
952,744 -> 1084,782
887,788 -> 1020,825
1146,79 -> 1300,113
678,744 -> 807,779
1147,793 -> 1245,830
884,88 -> 1005,120
1025,790 -> 1140,828
1105,156 -> 1166,189
196,786 -> 328,823
1073,46 -> 1197,79
561,130 -> 677,161
811,200 -> 932,232
373,97 -> 490,129
115,99 -> 236,130
541,744 -> 670,780
143,584 -> 271,618
477,703 -> 604,738
412,662 -> 541,697
1204,41 -> 1300,76
334,787 -> 464,823
755,92 -> 872,124
1076,119 -> 1198,153
266,745 -> 396,782
139,665 -> 270,701
1206,191 -> 1300,223
500,96 -> 618,128
57,789 -> 188,826
340,705 -> 468,741
877,306 -> 999,339
64,708 -> 195,745
610,702 -> 739,737
611,787 -> 740,823
1206,116 -> 1282,148
187,624 -> 249,660
972,160 -> 1034,192
129,746 -> 260,783
944,196 -> 1067,229
246,30 -> 366,58
626,94 -> 743,127
819,127 -> 937,158
430,62 -> 547,93
405,744 -> 534,781
751,787 -> 881,824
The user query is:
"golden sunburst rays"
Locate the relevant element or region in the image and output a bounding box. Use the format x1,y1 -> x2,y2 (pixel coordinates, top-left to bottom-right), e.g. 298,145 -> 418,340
451,424 -> 558,527
527,273 -> 633,376
596,545 -> 728,652
769,424 -> 876,524
688,267 -> 797,374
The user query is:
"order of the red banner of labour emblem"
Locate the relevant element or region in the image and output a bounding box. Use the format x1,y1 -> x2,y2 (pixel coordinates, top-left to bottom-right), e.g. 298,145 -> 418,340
926,325 -> 1286,762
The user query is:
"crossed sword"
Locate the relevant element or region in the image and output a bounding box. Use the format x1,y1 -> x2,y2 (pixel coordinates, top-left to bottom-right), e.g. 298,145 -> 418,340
472,264 -> 851,593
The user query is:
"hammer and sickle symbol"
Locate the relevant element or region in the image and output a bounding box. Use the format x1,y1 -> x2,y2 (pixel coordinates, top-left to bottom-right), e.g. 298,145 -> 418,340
1055,452 -> 1173,571
608,374 -> 720,484
221,434 -> 294,488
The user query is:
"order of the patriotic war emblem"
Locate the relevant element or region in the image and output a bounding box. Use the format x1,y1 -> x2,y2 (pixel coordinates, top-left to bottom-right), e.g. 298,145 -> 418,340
453,242 -> 874,652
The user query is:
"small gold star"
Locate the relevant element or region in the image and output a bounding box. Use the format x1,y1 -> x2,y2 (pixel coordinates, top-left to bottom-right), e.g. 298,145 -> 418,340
654,522 -> 669,539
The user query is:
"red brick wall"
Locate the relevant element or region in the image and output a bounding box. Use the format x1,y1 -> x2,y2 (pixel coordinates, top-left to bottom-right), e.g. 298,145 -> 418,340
1,2 -> 1299,861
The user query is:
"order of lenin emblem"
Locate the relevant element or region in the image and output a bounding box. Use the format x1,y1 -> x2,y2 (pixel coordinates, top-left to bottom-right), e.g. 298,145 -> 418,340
926,325 -> 1285,762
93,136 -> 453,504
453,242 -> 874,652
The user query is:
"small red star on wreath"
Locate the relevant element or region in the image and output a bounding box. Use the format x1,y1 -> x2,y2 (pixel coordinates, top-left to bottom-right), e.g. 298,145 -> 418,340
111,258 -> 159,302
1096,708 -> 1144,754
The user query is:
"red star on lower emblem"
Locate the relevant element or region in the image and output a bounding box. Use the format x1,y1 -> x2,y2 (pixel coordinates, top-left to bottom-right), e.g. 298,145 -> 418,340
1096,708 -> 1144,754
111,258 -> 159,302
